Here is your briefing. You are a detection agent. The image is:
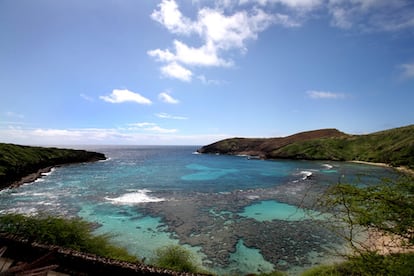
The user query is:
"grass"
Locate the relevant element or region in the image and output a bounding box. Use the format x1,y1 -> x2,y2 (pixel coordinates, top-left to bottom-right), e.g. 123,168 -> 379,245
152,244 -> 202,273
301,253 -> 414,276
0,213 -> 138,262
199,125 -> 414,168
271,125 -> 414,168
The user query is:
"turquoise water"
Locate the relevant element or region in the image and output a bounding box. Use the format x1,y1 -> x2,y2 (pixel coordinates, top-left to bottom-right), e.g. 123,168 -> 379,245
0,146 -> 398,274
239,200 -> 322,222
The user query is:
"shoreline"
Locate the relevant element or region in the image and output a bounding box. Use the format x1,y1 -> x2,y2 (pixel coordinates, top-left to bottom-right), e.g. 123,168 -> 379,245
363,229 -> 414,255
8,166 -> 55,189
349,160 -> 414,175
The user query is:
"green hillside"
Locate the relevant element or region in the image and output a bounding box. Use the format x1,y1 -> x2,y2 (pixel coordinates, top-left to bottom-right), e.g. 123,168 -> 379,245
0,143 -> 106,189
198,125 -> 414,169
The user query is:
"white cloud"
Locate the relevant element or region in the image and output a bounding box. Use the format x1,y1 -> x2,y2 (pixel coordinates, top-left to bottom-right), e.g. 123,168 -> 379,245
130,122 -> 157,128
0,126 -> 230,145
146,125 -> 178,133
197,75 -> 222,85
156,112 -> 188,120
240,0 -> 323,10
100,89 -> 152,105
148,40 -> 230,67
306,90 -> 346,99
400,63 -> 414,79
80,93 -> 94,102
158,92 -> 180,104
151,0 -> 198,35
160,62 -> 193,81
128,122 -> 178,133
148,0 -> 289,80
328,0 -> 414,31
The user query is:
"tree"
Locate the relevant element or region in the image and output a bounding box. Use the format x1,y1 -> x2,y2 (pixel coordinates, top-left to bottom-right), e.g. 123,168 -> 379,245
318,175 -> 414,275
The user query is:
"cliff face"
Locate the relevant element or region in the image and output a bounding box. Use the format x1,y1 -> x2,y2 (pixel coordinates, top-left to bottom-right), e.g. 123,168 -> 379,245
197,125 -> 414,168
0,143 -> 106,189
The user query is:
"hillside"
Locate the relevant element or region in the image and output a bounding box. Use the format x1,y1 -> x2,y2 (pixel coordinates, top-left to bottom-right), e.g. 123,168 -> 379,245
198,125 -> 414,169
0,143 -> 106,189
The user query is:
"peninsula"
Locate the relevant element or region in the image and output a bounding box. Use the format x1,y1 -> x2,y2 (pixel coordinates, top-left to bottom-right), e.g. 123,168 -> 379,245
198,125 -> 414,169
0,143 -> 106,190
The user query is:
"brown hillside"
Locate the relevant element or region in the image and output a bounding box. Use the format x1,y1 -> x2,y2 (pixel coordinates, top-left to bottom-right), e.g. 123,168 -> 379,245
198,128 -> 347,157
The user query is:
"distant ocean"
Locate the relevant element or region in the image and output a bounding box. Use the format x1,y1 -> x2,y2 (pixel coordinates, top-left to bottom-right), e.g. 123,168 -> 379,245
0,146 -> 398,275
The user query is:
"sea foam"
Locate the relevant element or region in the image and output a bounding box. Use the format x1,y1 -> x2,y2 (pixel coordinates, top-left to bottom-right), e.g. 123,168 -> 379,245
299,171 -> 313,180
105,189 -> 165,204
322,164 -> 333,169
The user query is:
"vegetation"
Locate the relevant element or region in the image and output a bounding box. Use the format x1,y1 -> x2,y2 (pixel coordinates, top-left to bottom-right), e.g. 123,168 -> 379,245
305,175 -> 414,275
199,125 -> 414,169
0,143 -> 105,188
272,125 -> 414,168
153,244 -> 201,273
301,253 -> 414,276
0,213 -> 138,262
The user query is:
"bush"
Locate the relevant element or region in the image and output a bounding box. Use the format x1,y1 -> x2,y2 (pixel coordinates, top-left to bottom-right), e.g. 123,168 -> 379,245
301,253 -> 414,276
0,213 -> 138,262
153,244 -> 200,273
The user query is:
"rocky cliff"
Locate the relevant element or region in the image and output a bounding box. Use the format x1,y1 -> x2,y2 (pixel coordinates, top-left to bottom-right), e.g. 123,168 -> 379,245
0,143 -> 106,189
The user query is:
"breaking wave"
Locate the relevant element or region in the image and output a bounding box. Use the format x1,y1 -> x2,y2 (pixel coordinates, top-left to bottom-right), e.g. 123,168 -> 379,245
299,171 -> 313,180
105,189 -> 165,204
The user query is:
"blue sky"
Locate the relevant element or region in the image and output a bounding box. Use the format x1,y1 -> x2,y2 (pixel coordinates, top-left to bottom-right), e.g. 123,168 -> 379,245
0,0 -> 413,145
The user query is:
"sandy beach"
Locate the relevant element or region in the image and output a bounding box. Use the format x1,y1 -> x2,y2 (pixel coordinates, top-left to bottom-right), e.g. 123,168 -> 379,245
363,229 -> 414,255
349,160 -> 414,175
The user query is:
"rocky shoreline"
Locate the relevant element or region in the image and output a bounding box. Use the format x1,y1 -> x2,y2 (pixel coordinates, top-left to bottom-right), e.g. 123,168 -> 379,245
7,166 -> 54,189
0,143 -> 106,190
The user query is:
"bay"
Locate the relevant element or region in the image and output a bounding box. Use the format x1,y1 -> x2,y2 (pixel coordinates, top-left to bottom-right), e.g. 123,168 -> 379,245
0,146 -> 398,274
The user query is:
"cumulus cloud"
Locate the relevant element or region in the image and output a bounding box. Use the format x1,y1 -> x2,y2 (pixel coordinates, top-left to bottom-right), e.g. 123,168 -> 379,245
160,62 -> 193,81
151,0 -> 198,34
148,0 -> 414,83
148,40 -> 230,67
100,89 -> 152,105
306,90 -> 346,99
148,0 -> 292,81
158,92 -> 180,104
400,63 -> 414,79
156,112 -> 188,120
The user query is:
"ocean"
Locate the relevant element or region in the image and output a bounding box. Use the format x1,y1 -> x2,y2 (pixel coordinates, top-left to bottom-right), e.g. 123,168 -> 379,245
0,146 -> 398,274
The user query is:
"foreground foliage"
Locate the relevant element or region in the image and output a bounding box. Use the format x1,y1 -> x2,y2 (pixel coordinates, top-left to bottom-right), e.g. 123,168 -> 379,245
153,244 -> 201,273
310,175 -> 414,275
301,253 -> 414,276
322,176 -> 414,249
0,213 -> 137,262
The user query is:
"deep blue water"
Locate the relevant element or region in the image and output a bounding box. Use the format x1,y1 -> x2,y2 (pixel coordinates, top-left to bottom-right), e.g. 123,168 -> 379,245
0,146 -> 398,274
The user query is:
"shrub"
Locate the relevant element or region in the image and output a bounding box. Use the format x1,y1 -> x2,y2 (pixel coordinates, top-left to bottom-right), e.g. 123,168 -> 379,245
0,213 -> 138,262
153,244 -> 199,273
